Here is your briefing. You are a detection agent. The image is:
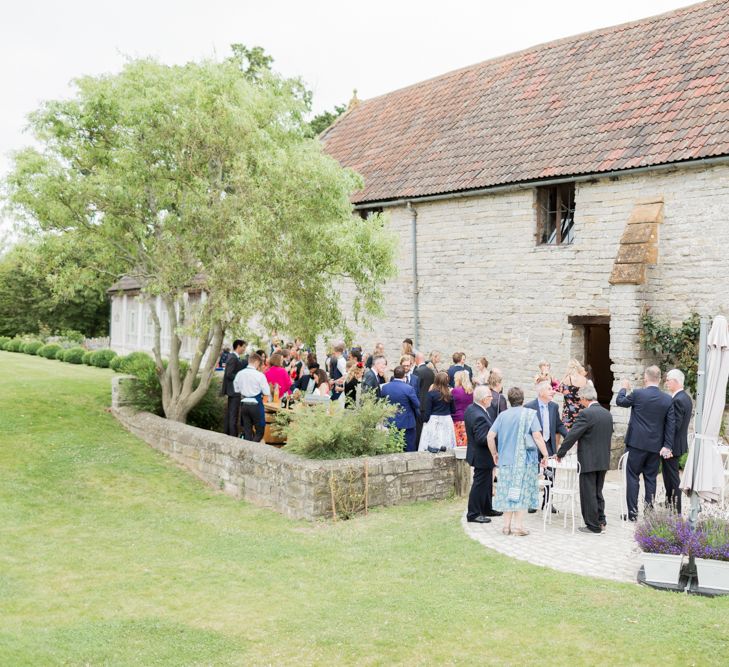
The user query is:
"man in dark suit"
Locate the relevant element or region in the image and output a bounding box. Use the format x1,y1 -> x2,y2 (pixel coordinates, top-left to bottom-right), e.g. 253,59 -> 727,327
221,339 -> 247,436
361,355 -> 386,398
447,352 -> 473,387
662,368 -> 693,513
381,366 -> 421,452
556,385 -> 614,534
413,351 -> 434,448
616,365 -> 674,521
464,385 -> 503,523
525,381 -> 569,511
400,354 -> 420,393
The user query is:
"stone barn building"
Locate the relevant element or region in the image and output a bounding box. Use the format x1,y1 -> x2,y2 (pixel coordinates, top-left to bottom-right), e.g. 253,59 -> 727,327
321,0 -> 729,435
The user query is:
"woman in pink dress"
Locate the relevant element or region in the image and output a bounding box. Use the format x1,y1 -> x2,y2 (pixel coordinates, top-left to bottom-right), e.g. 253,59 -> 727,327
264,353 -> 293,396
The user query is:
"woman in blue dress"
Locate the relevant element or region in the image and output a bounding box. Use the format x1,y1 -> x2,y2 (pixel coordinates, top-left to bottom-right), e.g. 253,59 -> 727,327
487,386 -> 550,536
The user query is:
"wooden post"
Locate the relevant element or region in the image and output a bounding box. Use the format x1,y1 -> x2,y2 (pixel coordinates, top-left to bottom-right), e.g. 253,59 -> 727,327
329,471 -> 337,521
454,459 -> 472,497
364,460 -> 369,516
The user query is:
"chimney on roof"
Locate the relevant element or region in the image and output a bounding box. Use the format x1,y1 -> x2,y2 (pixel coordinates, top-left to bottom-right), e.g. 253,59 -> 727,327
348,89 -> 360,110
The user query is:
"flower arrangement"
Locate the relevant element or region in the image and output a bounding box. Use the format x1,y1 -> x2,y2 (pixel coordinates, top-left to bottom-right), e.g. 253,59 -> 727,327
691,505 -> 729,562
635,505 -> 729,561
634,508 -> 690,555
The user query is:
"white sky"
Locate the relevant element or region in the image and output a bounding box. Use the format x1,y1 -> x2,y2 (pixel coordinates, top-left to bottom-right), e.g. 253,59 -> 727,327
0,0 -> 694,237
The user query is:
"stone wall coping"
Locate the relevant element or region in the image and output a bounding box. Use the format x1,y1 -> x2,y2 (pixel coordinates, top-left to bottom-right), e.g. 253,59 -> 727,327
112,406 -> 456,471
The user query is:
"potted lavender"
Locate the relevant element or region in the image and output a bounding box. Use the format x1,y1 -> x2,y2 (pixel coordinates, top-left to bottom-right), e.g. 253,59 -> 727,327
634,509 -> 687,585
692,507 -> 729,591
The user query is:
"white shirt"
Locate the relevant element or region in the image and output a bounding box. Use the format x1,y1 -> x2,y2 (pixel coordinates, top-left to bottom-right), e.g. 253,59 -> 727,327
336,355 -> 347,377
234,367 -> 271,403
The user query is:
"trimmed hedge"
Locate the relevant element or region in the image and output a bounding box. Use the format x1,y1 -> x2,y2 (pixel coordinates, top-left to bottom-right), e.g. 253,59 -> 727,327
4,338 -> 24,352
55,347 -> 67,360
113,351 -> 152,374
90,348 -> 117,368
62,347 -> 86,364
38,343 -> 62,359
0,336 -> 10,349
82,351 -> 94,365
22,341 -> 44,355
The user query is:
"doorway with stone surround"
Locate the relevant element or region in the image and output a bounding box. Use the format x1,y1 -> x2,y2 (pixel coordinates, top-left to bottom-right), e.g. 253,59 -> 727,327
568,315 -> 615,409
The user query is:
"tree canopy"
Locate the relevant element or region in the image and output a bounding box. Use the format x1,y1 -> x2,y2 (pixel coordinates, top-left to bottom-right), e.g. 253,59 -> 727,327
0,240 -> 109,338
4,54 -> 396,422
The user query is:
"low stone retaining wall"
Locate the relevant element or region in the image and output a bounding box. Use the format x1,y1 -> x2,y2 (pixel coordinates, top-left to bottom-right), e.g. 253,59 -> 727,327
111,406 -> 459,520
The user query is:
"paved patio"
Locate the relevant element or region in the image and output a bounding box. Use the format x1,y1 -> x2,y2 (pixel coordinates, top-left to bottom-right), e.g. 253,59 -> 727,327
462,470 -> 661,584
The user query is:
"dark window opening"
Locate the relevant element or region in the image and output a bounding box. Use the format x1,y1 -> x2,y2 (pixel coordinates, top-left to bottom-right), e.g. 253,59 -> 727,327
537,183 -> 575,245
357,206 -> 383,220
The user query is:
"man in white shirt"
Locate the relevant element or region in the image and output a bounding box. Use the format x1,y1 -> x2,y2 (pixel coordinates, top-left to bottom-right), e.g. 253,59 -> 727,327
233,353 -> 271,442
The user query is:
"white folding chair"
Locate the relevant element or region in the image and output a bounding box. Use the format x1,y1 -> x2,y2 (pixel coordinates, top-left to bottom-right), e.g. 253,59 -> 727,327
544,457 -> 581,534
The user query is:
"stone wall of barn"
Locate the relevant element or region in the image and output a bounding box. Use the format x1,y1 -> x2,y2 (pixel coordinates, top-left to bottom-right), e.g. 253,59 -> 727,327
342,162 -> 729,435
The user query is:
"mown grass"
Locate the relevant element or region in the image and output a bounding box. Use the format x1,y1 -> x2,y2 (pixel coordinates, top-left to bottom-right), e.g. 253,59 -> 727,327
1,350 -> 728,666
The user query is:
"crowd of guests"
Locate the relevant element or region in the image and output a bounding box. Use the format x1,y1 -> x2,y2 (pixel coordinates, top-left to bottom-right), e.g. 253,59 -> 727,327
219,336 -> 693,537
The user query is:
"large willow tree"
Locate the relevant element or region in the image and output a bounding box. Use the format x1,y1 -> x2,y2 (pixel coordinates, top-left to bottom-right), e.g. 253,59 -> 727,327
5,57 -> 395,422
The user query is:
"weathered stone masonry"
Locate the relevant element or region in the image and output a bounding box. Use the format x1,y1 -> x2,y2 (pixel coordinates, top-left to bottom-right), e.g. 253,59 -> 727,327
341,163 -> 729,441
112,398 -> 460,521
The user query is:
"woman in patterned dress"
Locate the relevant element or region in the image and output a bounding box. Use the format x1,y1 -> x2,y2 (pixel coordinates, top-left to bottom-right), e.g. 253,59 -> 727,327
451,370 -> 474,446
487,387 -> 550,536
559,359 -> 588,429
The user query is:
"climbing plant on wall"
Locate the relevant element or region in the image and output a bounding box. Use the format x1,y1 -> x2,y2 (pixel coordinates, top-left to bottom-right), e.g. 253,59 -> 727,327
639,310 -> 702,396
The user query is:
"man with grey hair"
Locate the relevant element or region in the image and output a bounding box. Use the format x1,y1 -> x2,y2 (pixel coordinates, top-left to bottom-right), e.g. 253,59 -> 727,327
525,380 -> 568,512
464,385 -> 501,522
556,384 -> 614,533
617,365 -> 674,521
662,368 -> 693,513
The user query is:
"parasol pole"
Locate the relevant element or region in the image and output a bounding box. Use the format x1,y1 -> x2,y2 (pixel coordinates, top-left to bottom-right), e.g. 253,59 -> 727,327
689,317 -> 709,531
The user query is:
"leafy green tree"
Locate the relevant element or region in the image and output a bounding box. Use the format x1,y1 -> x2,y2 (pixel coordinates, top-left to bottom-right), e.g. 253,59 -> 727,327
309,103 -> 347,136
0,241 -> 108,337
4,55 -> 395,423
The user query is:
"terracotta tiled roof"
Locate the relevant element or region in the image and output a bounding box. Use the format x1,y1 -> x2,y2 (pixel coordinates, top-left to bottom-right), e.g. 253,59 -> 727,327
321,0 -> 729,204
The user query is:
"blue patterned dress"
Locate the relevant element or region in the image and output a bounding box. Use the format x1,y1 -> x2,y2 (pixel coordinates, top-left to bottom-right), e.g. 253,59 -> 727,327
490,407 -> 541,512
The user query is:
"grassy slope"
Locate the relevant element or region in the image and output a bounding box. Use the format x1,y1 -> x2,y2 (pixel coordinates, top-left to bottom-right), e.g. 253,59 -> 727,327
1,350 -> 728,666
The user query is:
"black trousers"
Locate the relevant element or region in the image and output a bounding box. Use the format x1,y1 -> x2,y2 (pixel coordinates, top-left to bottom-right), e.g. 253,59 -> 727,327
579,470 -> 607,532
240,402 -> 264,442
662,455 -> 682,513
626,447 -> 660,520
415,418 -> 424,449
467,467 -> 494,520
225,394 -> 241,436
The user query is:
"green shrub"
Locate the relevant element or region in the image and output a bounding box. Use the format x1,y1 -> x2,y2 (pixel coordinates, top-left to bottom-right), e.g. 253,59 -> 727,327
121,354 -> 162,414
188,376 -> 225,432
62,347 -> 86,364
118,351 -> 153,374
82,351 -> 94,365
121,356 -> 225,432
5,338 -> 25,352
109,355 -> 125,372
38,343 -> 62,359
0,336 -> 11,349
278,394 -> 402,459
55,347 -> 67,360
57,329 -> 85,345
21,341 -> 44,355
90,348 -> 117,368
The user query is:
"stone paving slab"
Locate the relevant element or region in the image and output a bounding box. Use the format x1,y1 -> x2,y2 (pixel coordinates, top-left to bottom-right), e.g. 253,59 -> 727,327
462,470 -> 650,584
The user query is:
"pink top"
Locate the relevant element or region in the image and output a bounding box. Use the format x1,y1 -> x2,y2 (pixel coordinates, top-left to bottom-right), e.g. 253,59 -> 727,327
452,386 -> 474,422
265,365 -> 293,395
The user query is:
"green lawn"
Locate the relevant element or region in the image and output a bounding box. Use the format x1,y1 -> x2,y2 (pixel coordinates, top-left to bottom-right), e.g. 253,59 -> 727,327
1,350 -> 728,666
